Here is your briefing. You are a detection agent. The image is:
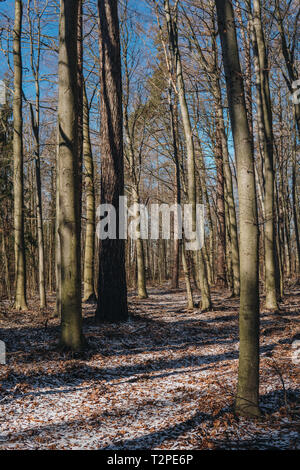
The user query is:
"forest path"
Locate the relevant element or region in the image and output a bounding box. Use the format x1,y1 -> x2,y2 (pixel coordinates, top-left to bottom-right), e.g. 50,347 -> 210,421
0,285 -> 299,449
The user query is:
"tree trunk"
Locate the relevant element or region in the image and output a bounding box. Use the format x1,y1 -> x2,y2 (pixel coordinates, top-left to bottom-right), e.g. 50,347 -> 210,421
13,0 -> 27,311
164,0 -> 211,311
55,127 -> 61,317
182,244 -> 194,310
122,42 -> 148,300
252,0 -> 278,311
215,125 -> 226,287
169,87 -> 181,289
214,83 -> 240,296
95,0 -> 128,322
58,0 -> 84,351
216,0 -> 261,418
292,144 -> 300,271
83,84 -> 96,302
28,1 -> 46,309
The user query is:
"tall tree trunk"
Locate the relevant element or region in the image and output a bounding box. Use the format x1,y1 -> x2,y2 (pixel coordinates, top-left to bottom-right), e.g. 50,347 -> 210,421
82,85 -> 96,302
292,141 -> 300,271
214,83 -> 240,296
215,124 -> 226,287
182,244 -> 193,310
77,0 -> 83,271
55,126 -> 61,317
96,0 -> 128,322
2,231 -> 11,299
58,0 -> 84,350
252,0 -> 278,311
216,0 -> 261,418
168,85 -> 180,289
28,2 -> 46,308
164,0 -> 211,311
13,0 -> 27,311
122,42 -> 148,300
28,1 -> 45,306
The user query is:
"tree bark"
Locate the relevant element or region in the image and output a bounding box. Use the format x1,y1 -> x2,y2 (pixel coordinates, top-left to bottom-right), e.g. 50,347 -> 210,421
28,0 -> 46,308
164,0 -> 211,311
58,0 -> 84,350
215,0 -> 261,418
83,84 -> 97,302
96,0 -> 128,322
168,85 -> 180,289
13,0 -> 27,311
122,37 -> 148,300
215,124 -> 226,287
252,0 -> 278,311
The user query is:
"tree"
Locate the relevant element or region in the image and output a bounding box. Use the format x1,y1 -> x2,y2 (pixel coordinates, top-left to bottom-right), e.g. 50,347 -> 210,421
27,0 -> 46,309
0,82 -> 13,301
13,0 -> 28,311
83,83 -> 96,302
162,0 -> 212,311
182,2 -> 240,296
215,0 -> 261,417
95,0 -> 128,323
122,13 -> 148,299
58,0 -> 84,351
251,0 -> 279,311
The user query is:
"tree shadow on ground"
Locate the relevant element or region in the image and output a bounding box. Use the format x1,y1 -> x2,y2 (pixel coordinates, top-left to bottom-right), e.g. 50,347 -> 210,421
1,389 -> 298,450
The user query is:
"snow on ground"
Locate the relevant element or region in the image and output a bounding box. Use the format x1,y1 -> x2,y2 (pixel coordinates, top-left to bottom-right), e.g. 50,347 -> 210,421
0,285 -> 299,450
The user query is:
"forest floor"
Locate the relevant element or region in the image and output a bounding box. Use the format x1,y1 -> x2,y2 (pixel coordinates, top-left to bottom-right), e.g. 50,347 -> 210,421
0,284 -> 299,450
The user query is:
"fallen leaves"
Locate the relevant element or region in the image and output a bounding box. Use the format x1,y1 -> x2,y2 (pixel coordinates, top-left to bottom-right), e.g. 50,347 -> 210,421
0,286 -> 299,450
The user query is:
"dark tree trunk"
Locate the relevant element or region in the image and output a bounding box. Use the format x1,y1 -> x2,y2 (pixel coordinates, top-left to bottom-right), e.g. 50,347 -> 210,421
96,0 -> 128,323
215,125 -> 226,288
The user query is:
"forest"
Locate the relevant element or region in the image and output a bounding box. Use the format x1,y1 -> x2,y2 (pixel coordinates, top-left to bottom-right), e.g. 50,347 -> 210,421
0,0 -> 299,452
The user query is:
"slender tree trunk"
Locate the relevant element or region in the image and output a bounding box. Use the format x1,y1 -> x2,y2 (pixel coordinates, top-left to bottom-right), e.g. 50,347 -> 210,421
55,127 -> 61,317
169,86 -> 180,289
122,46 -> 148,299
13,0 -> 27,311
252,0 -> 278,311
164,0 -> 211,311
96,0 -> 128,322
215,84 -> 240,296
292,143 -> 300,271
27,0 -> 46,309
215,125 -> 226,287
58,0 -> 84,350
83,84 -> 96,302
182,244 -> 193,310
77,0 -> 83,270
2,232 -> 11,299
131,188 -> 148,299
216,0 -> 261,418
167,85 -> 181,289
